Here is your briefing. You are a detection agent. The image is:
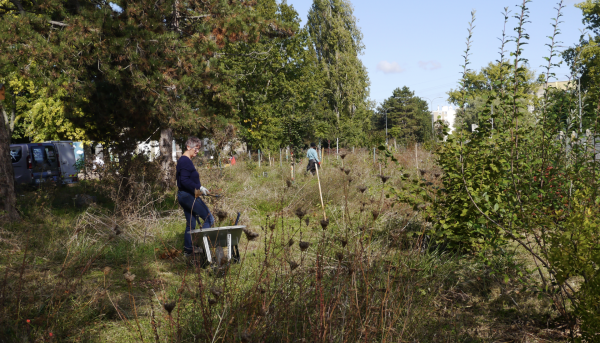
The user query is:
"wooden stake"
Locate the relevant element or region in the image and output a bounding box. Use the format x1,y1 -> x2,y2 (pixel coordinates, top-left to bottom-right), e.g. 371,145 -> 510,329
415,144 -> 418,170
315,163 -> 326,220
321,147 -> 324,166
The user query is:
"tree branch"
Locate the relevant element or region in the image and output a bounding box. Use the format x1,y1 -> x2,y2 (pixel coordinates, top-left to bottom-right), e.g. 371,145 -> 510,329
49,20 -> 68,27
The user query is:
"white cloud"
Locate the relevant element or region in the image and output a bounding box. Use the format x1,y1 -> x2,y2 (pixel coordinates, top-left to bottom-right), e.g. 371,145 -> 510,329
418,60 -> 442,71
376,61 -> 405,74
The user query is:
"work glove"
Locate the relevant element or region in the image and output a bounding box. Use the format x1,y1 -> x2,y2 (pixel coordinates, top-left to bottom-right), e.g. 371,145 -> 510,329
200,186 -> 209,195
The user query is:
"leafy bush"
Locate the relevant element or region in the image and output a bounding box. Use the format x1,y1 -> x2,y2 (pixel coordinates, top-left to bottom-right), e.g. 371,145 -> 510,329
433,1 -> 600,338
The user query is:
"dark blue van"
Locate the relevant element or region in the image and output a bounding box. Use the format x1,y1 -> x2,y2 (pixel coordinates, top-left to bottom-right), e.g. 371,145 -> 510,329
11,143 -> 61,185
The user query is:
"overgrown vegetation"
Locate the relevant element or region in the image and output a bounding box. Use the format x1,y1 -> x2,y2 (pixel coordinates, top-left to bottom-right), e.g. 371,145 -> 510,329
0,149 -> 571,342
3,0 -> 600,341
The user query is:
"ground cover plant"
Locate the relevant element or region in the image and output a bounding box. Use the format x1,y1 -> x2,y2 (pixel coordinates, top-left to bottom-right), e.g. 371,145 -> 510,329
0,147 -> 572,342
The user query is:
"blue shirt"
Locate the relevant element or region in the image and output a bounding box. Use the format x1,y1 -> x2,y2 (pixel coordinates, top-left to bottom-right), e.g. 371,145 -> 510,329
176,156 -> 201,196
306,148 -> 320,162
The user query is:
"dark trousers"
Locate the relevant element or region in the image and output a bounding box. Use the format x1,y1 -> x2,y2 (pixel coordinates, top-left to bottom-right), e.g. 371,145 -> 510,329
306,159 -> 319,175
177,191 -> 215,253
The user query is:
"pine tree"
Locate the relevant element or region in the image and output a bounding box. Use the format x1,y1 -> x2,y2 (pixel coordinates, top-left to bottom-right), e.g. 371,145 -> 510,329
375,87 -> 431,145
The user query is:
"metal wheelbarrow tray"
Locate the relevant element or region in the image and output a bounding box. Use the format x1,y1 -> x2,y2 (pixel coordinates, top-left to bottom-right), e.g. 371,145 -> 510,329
189,225 -> 245,264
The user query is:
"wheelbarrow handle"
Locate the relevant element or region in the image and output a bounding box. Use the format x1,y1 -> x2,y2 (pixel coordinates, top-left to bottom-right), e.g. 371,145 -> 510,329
201,194 -> 222,198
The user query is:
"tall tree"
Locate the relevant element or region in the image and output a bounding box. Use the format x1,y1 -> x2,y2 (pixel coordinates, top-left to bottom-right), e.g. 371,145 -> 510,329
219,0 -> 323,152
374,86 -> 431,144
306,0 -> 371,144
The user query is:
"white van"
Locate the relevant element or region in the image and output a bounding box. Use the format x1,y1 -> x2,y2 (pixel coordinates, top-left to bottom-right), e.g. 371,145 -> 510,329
44,141 -> 79,183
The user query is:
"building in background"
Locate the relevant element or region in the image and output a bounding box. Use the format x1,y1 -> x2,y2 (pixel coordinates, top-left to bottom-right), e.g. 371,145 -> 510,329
535,80 -> 572,98
432,105 -> 457,134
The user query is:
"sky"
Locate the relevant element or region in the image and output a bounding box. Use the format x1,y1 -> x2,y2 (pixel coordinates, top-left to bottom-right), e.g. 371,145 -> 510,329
285,0 -> 586,111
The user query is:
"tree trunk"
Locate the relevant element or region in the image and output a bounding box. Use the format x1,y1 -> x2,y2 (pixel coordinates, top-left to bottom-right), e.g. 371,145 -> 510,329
0,103 -> 20,222
159,128 -> 174,187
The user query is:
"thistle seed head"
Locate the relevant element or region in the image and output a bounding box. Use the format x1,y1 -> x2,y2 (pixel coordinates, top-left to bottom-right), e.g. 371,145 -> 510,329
243,228 -> 260,241
340,152 -> 347,159
208,298 -> 217,306
299,241 -> 311,251
288,260 -> 299,270
335,252 -> 344,262
287,238 -> 295,247
358,186 -> 367,193
123,272 -> 136,283
378,175 -> 390,184
320,219 -> 329,230
215,209 -> 228,222
163,301 -> 176,315
269,223 -> 276,231
344,168 -> 351,175
338,238 -> 348,247
286,179 -> 292,188
419,169 -> 426,176
294,207 -> 307,220
304,217 -> 310,227
372,210 -> 380,220
347,177 -> 353,183
434,173 -> 441,178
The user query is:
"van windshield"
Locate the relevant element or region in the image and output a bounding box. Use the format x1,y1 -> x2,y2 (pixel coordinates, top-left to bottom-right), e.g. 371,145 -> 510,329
10,147 -> 22,163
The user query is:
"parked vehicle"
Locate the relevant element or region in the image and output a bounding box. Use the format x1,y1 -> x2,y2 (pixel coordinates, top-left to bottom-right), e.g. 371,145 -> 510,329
10,141 -> 79,186
45,141 -> 79,184
10,143 -> 33,185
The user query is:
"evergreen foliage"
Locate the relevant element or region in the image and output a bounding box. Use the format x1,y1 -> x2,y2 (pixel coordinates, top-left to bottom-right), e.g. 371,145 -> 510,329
0,0 -> 292,148
374,86 -> 432,145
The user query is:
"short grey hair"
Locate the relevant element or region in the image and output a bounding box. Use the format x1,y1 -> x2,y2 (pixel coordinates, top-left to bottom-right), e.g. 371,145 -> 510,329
186,137 -> 202,150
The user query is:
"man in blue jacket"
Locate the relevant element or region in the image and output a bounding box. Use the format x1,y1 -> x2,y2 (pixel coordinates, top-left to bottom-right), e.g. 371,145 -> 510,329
306,142 -> 320,175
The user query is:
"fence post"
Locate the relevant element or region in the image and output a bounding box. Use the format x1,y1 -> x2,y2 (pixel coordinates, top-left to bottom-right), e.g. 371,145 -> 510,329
336,138 -> 339,159
258,149 -> 261,168
280,149 -> 282,168
373,147 -> 376,164
415,144 -> 418,170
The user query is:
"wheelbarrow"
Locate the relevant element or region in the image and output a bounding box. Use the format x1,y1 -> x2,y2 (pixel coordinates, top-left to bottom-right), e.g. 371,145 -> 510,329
188,212 -> 245,269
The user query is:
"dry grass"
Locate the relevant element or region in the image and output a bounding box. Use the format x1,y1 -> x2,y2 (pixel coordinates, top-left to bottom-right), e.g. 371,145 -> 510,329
0,146 -> 568,342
